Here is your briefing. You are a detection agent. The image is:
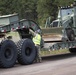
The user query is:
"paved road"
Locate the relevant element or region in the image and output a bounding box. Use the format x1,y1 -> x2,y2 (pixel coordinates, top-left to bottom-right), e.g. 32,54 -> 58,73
0,53 -> 76,75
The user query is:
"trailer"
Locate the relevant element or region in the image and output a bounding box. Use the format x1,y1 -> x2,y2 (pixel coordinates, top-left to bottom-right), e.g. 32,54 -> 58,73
0,13 -> 42,68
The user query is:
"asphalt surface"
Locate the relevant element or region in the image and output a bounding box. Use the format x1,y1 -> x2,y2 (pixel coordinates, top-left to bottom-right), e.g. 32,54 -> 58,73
0,53 -> 76,75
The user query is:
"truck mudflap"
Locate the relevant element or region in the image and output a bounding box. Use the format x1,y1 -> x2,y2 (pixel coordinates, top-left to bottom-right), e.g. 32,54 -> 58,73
49,41 -> 76,51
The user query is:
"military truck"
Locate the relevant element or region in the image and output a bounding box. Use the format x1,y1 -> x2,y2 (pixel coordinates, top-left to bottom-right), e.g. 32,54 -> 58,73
44,1 -> 76,42
50,6 -> 74,27
43,1 -> 76,54
0,13 -> 42,68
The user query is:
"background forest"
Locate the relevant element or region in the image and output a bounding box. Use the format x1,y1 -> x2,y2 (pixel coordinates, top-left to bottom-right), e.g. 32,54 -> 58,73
0,0 -> 74,27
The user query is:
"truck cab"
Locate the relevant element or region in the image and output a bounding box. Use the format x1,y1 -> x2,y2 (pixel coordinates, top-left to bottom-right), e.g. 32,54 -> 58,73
49,3 -> 76,41
50,19 -> 61,27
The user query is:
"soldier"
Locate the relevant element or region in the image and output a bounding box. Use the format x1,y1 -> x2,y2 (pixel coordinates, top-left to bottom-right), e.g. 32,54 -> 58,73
29,29 -> 42,62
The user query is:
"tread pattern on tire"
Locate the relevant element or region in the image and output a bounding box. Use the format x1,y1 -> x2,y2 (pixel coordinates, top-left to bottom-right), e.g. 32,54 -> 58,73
69,48 -> 76,53
0,40 -> 17,68
17,39 -> 25,64
17,39 -> 36,65
66,29 -> 75,41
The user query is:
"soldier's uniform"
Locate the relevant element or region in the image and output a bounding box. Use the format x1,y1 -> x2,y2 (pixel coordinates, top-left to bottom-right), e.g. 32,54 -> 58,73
29,29 -> 42,62
33,33 -> 42,62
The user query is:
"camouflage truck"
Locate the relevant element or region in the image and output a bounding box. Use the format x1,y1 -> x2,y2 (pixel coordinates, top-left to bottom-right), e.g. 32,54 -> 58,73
44,1 -> 76,42
43,1 -> 76,54
0,13 -> 42,68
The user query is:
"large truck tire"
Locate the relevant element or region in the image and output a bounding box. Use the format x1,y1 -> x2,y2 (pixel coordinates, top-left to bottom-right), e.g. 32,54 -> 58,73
17,39 -> 36,65
69,48 -> 76,53
0,40 -> 17,68
66,29 -> 75,41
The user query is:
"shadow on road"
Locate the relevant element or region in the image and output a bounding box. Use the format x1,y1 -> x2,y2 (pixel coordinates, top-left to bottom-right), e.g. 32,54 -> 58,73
0,53 -> 76,69
42,53 -> 76,61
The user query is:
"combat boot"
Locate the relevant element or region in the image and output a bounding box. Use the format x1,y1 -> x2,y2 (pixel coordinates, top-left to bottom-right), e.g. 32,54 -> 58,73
38,58 -> 42,63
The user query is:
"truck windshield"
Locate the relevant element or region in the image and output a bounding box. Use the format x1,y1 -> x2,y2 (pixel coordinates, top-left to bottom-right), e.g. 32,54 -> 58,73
61,8 -> 73,18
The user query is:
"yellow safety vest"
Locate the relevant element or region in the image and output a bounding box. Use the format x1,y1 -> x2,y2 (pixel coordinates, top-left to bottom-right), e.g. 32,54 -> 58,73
33,34 -> 41,45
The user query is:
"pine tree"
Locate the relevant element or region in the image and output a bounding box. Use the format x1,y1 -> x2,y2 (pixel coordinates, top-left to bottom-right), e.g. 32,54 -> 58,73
37,0 -> 58,27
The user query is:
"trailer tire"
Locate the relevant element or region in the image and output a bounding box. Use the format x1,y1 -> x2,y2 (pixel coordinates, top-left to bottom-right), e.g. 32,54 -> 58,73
69,48 -> 76,53
66,29 -> 75,41
0,40 -> 17,68
17,39 -> 36,65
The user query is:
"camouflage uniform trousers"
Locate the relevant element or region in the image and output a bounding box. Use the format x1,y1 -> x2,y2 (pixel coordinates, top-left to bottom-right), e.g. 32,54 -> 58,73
35,45 -> 42,62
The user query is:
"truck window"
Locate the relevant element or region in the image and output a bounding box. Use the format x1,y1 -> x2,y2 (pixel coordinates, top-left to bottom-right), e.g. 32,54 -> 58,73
52,22 -> 58,27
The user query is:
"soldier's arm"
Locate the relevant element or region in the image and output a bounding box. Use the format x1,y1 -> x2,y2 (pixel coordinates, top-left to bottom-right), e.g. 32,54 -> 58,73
29,29 -> 36,36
